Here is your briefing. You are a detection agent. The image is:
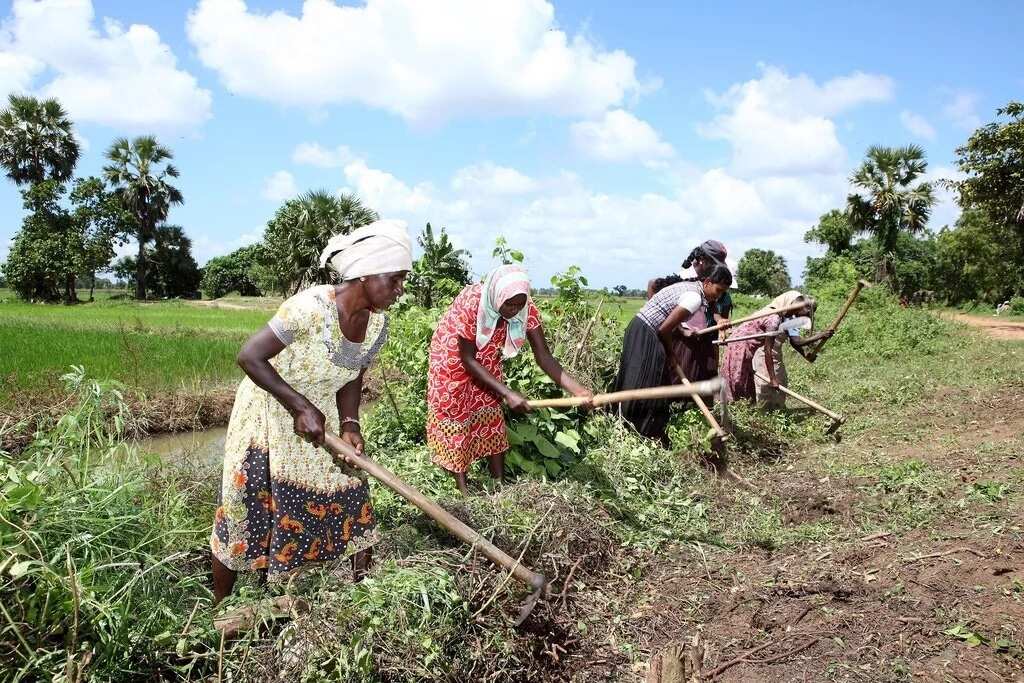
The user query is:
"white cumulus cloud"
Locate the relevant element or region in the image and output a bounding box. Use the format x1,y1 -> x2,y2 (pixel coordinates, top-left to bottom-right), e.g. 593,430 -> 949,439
900,110 -> 936,140
292,142 -> 356,168
262,170 -> 298,201
186,0 -> 645,125
570,109 -> 674,164
943,90 -> 982,131
701,65 -> 894,176
0,0 -> 211,131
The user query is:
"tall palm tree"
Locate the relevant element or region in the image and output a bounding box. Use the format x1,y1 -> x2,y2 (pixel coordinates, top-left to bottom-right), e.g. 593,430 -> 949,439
847,145 -> 935,281
0,94 -> 80,186
410,223 -> 471,307
103,136 -> 183,299
261,190 -> 378,294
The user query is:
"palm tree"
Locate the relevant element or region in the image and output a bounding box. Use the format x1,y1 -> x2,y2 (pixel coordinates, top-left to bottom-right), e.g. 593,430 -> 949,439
0,94 -> 80,186
103,136 -> 183,299
409,223 -> 471,307
847,145 -> 935,281
261,190 -> 378,294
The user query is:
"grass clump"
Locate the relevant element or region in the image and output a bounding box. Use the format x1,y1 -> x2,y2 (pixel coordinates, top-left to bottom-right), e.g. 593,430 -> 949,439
0,369 -> 219,681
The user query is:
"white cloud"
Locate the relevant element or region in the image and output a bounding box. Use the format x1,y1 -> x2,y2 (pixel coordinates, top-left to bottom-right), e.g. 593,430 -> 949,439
326,151 -> 841,286
700,65 -> 894,176
943,90 -> 981,131
292,142 -> 355,168
900,110 -> 936,140
0,0 -> 211,131
570,109 -> 674,164
451,163 -> 538,196
186,0 -> 645,125
262,170 -> 298,201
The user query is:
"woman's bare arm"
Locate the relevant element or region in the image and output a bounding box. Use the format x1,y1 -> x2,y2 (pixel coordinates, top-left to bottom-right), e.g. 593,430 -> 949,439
237,327 -> 327,445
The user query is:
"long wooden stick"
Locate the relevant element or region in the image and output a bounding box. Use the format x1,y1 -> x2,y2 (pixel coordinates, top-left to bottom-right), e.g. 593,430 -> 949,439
672,361 -> 727,439
696,302 -> 808,336
526,377 -> 722,409
753,373 -> 843,422
322,432 -> 546,591
808,279 -> 870,357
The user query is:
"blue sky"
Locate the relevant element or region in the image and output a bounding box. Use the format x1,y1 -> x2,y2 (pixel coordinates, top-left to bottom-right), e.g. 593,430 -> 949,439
1,0 -> 1021,288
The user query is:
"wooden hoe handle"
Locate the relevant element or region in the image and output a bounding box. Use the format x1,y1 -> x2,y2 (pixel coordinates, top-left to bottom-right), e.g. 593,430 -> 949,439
672,362 -> 727,439
322,432 -> 546,591
810,279 -> 870,357
753,373 -> 843,422
526,377 -> 723,409
696,302 -> 808,337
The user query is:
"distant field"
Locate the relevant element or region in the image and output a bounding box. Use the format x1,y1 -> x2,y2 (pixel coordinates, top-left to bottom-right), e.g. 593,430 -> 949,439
0,296 -> 274,399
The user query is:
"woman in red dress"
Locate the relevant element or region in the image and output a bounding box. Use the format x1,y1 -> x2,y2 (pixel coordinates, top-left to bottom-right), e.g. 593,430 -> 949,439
427,265 -> 593,494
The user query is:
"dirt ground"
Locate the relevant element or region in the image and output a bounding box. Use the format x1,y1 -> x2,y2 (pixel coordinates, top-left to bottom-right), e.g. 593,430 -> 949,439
950,313 -> 1024,342
562,384 -> 1024,682
511,386 -> 1024,682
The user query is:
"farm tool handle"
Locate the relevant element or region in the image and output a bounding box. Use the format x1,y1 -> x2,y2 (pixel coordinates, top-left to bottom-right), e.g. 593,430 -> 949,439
696,302 -> 808,337
322,432 -> 547,594
808,279 -> 871,358
526,377 -> 723,409
671,361 -> 727,440
752,373 -> 845,429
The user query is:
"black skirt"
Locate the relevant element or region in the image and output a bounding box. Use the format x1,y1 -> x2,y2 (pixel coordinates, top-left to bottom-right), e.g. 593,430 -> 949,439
612,317 -> 674,439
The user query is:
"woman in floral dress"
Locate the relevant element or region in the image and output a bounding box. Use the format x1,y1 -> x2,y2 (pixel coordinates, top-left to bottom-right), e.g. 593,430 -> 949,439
720,290 -> 831,408
211,220 -> 411,604
427,265 -> 593,495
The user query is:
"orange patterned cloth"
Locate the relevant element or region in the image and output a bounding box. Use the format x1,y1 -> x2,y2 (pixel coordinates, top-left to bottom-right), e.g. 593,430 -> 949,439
427,284 -> 541,473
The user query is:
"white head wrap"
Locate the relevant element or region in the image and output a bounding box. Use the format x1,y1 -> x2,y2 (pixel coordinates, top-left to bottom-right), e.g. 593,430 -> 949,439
319,219 -> 413,280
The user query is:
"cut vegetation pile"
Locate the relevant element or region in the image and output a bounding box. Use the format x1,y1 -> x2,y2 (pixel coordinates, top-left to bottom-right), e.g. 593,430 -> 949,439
2,286 -> 1023,681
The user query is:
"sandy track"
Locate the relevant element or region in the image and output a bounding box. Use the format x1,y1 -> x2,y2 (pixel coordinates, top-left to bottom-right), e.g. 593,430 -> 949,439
951,313 -> 1024,341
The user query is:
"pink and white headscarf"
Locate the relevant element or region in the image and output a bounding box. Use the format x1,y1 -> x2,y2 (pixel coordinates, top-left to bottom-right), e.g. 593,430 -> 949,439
476,265 -> 531,358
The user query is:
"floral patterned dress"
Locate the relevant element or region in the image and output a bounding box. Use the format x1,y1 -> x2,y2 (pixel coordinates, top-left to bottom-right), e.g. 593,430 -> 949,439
211,285 -> 388,581
427,284 -> 541,473
721,314 -> 784,401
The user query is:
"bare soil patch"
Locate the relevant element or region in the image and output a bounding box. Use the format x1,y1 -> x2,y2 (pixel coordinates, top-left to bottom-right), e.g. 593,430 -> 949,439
630,384 -> 1024,681
951,313 -> 1024,342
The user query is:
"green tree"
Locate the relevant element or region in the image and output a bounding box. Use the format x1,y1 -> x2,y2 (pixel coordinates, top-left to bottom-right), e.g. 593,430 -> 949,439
113,225 -> 201,299
0,94 -> 80,186
847,145 -> 935,281
406,223 -> 471,308
804,209 -> 855,255
736,248 -> 791,296
69,177 -> 133,301
952,101 -> 1024,232
2,181 -> 80,302
201,244 -> 265,299
934,209 -> 1023,304
103,136 -> 183,300
259,190 -> 378,295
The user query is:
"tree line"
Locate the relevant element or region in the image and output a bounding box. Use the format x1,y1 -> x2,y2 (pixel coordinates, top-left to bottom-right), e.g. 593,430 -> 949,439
726,103 -> 1023,306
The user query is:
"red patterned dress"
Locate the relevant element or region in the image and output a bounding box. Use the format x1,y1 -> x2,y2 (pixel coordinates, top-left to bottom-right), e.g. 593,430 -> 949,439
427,284 -> 541,473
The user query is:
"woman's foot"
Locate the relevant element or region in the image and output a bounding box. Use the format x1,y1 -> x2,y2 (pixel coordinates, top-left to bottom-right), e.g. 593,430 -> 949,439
487,452 -> 506,484
211,554 -> 237,606
453,472 -> 471,496
352,548 -> 373,582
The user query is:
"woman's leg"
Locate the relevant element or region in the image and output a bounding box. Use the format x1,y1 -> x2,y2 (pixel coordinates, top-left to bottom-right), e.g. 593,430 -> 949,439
352,548 -> 373,582
452,471 -> 471,496
212,555 -> 237,606
487,451 -> 505,483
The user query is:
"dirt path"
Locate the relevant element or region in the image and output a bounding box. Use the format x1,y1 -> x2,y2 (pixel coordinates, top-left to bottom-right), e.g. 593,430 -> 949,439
951,313 -> 1024,341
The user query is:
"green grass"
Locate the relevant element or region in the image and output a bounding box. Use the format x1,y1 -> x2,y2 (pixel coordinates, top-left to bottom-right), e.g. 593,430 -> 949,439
0,297 -> 274,399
